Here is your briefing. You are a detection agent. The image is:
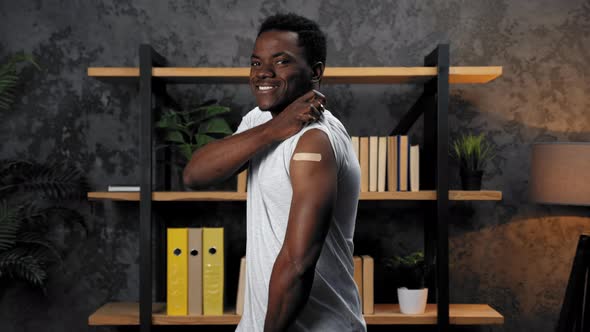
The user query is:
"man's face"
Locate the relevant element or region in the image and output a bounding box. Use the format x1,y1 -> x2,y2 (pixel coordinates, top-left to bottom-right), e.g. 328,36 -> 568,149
250,30 -> 314,114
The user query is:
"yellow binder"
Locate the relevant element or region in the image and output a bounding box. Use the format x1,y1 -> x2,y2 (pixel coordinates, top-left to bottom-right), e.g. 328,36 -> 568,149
167,228 -> 188,316
203,227 -> 224,315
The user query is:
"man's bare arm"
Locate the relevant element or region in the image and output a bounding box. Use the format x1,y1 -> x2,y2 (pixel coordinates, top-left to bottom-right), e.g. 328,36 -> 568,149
264,129 -> 337,332
183,90 -> 326,189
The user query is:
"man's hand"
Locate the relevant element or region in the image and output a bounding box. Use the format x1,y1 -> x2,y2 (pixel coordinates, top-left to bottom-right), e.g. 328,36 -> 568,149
266,89 -> 326,142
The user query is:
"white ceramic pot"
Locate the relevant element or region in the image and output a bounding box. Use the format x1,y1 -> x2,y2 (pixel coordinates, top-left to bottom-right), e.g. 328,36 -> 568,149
397,287 -> 428,314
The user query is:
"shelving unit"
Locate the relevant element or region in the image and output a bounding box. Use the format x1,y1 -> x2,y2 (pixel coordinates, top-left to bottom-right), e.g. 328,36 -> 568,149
87,43 -> 503,332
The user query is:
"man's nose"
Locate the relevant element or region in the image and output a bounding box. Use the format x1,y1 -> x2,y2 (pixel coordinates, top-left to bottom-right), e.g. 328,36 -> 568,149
255,64 -> 275,79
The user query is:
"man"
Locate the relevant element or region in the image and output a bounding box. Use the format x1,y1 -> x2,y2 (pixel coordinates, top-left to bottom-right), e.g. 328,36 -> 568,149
184,13 -> 366,332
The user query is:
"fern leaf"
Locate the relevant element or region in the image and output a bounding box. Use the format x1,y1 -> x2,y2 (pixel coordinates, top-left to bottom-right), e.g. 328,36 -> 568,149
16,232 -> 62,263
0,248 -> 47,287
15,161 -> 88,200
0,201 -> 19,251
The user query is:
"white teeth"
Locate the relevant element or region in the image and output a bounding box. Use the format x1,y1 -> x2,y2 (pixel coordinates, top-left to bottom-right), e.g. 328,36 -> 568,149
258,86 -> 276,91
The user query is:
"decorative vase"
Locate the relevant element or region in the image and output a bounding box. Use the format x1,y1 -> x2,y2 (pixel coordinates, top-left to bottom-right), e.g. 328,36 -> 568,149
397,287 -> 428,314
460,168 -> 483,190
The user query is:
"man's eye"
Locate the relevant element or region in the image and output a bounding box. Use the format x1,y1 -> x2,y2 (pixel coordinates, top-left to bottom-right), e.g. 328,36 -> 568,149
276,59 -> 289,65
250,61 -> 261,67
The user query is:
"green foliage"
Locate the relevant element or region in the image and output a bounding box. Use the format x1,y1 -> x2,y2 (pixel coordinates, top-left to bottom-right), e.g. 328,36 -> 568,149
156,101 -> 232,163
450,133 -> 495,171
0,55 -> 86,293
0,53 -> 40,111
383,251 -> 432,289
0,160 -> 88,293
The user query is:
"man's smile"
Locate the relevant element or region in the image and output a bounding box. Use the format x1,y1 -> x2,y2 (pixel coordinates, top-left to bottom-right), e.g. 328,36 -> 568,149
256,84 -> 280,92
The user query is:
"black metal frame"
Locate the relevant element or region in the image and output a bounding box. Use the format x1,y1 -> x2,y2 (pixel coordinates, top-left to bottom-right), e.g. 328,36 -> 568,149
135,43 -> 452,332
390,44 -> 450,331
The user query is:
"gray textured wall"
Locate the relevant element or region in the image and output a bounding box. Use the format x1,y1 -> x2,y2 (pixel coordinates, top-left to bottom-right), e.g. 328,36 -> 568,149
1,1 -> 589,331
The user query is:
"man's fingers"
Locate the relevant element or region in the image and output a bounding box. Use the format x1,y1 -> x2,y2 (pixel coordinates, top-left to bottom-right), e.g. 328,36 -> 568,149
309,105 -> 321,119
312,89 -> 327,106
300,90 -> 317,102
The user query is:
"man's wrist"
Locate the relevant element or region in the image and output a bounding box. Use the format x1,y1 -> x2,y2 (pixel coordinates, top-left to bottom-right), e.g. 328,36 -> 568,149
260,120 -> 279,144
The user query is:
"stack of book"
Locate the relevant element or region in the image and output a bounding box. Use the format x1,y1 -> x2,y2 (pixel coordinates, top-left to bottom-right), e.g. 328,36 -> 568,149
235,255 -> 375,315
351,136 -> 419,192
167,227 -> 224,316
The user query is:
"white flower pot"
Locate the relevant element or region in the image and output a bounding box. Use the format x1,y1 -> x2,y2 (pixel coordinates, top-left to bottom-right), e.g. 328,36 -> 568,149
397,287 -> 428,314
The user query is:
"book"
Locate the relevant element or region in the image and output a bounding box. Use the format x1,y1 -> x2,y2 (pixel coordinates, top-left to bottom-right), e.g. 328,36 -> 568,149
361,255 -> 374,314
188,228 -> 203,315
236,256 -> 246,316
167,228 -> 188,316
359,137 -> 369,192
107,185 -> 140,192
203,227 -> 224,316
378,136 -> 387,192
410,145 -> 420,192
353,256 -> 363,306
237,170 -> 248,193
369,136 -> 378,192
351,136 -> 360,161
398,135 -> 410,191
387,136 -> 398,192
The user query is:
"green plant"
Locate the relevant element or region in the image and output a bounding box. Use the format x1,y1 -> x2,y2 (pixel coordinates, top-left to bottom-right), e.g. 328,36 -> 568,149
156,100 -> 233,163
384,251 -> 431,289
0,55 -> 87,293
450,133 -> 494,171
0,53 -> 40,111
0,161 -> 88,293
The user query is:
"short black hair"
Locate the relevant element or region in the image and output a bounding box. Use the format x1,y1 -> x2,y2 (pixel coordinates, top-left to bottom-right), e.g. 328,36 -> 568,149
258,13 -> 327,67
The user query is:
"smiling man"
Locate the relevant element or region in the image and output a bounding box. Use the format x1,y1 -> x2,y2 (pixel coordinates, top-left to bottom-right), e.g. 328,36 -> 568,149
183,13 -> 366,332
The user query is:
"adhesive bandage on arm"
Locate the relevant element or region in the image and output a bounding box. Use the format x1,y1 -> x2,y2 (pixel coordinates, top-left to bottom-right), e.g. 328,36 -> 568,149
292,153 -> 322,162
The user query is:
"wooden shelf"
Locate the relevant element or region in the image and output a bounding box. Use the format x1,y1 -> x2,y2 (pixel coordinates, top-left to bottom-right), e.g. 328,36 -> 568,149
87,190 -> 502,202
88,302 -> 239,325
366,303 -> 504,325
87,66 -> 502,84
88,302 -> 503,326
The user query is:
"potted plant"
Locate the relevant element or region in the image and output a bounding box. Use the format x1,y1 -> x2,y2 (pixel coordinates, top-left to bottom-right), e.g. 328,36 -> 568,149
450,133 -> 494,190
384,251 -> 431,314
155,100 -> 233,188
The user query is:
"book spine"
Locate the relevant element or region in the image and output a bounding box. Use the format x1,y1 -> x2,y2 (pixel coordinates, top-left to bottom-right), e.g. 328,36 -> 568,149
236,257 -> 246,316
167,228 -> 188,316
353,256 -> 363,308
360,137 -> 369,192
378,136 -> 387,192
369,136 -> 378,192
203,227 -> 224,315
188,228 -> 203,315
361,255 -> 374,314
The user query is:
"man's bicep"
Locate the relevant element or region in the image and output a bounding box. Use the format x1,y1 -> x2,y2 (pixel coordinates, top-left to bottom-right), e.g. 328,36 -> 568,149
282,129 -> 337,270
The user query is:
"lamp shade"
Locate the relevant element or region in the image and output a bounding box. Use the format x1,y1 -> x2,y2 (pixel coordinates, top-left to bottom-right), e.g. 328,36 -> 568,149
529,142 -> 590,206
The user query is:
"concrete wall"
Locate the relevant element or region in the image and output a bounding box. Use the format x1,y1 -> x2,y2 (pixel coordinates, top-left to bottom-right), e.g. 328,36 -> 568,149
1,1 -> 589,331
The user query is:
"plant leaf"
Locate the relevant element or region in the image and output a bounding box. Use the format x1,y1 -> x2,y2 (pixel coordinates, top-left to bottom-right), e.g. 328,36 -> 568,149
0,248 -> 47,287
0,201 -> 19,251
194,134 -> 215,149
199,117 -> 232,135
165,130 -> 186,144
178,144 -> 194,161
16,232 -> 62,264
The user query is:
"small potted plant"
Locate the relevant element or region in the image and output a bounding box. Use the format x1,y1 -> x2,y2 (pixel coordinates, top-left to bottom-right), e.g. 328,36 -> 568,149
450,133 -> 494,190
384,251 -> 431,314
156,100 -> 233,188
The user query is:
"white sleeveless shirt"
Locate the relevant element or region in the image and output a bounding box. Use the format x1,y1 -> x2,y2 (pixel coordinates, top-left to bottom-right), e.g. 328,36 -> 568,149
234,107 -> 366,332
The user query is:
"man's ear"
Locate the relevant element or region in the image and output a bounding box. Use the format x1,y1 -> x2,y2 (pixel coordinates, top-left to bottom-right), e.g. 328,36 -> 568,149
311,61 -> 325,83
